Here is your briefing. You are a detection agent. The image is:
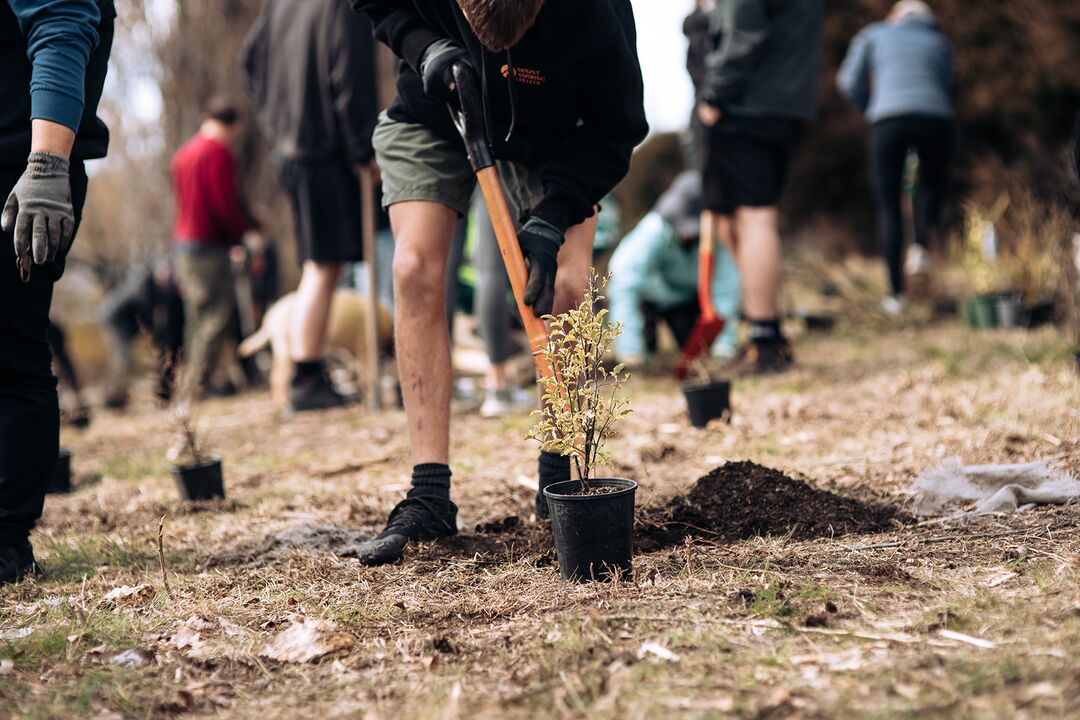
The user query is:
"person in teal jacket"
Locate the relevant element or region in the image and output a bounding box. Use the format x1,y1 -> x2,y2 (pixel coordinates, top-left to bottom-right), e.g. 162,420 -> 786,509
608,170 -> 740,365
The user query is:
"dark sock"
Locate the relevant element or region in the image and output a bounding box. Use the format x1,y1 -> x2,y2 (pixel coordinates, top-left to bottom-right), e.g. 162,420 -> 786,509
748,318 -> 783,346
538,450 -> 571,490
408,463 -> 451,500
292,360 -> 323,385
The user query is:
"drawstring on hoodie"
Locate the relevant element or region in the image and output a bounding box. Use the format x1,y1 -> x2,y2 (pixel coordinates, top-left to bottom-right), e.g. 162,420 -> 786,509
504,49 -> 517,143
477,46 -> 519,147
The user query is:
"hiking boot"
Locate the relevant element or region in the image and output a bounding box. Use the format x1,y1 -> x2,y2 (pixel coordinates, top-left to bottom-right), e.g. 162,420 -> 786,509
288,366 -> 350,414
479,388 -> 532,418
0,540 -> 43,587
881,295 -> 907,317
356,495 -> 458,565
724,340 -> 794,377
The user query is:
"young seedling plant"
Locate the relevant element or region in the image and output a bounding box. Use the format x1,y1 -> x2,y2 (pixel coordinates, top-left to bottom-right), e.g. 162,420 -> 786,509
528,270 -> 632,491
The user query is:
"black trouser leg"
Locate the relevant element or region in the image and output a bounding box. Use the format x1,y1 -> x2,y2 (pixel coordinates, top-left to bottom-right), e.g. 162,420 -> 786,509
662,300 -> 702,349
0,164 -> 87,547
870,119 -> 909,296
912,119 -> 952,251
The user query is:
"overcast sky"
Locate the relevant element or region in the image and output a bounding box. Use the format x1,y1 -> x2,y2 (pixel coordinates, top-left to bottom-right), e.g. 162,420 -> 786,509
631,0 -> 696,134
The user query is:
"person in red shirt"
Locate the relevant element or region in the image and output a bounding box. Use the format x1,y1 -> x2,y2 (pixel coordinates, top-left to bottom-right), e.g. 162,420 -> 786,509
171,98 -> 251,398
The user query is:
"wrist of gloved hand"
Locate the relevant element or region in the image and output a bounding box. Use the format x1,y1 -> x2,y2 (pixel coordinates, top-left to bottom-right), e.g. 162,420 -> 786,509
420,39 -> 470,104
2,152 -> 74,276
518,217 -> 565,317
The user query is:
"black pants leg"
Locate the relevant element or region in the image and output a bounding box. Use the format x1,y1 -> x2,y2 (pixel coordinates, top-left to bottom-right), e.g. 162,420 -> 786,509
911,119 -> 952,251
0,164 -> 87,547
870,119 -> 909,296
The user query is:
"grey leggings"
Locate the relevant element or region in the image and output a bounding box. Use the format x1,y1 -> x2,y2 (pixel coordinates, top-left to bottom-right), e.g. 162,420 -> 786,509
445,192 -> 515,364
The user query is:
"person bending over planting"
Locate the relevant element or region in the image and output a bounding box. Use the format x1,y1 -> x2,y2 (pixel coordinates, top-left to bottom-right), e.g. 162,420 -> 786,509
352,0 -> 647,565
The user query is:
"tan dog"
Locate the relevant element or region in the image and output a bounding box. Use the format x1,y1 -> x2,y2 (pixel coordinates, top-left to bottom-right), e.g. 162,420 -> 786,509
239,289 -> 394,407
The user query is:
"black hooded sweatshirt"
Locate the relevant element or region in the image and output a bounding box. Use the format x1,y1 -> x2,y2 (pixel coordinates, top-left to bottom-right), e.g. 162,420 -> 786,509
353,0 -> 648,232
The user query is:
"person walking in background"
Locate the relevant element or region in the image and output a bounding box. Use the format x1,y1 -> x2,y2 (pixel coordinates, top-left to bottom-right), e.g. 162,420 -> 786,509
241,0 -> 380,414
682,0 -> 715,170
698,0 -> 822,375
838,0 -> 954,315
608,170 -> 740,367
171,99 -> 251,399
0,0 -> 113,585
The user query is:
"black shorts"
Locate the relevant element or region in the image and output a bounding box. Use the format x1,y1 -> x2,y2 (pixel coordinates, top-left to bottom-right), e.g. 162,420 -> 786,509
702,115 -> 803,215
279,158 -> 363,264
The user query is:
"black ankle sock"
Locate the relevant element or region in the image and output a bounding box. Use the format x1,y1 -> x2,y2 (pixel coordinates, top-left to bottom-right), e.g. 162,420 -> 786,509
293,360 -> 323,384
538,451 -> 571,490
409,463 -> 451,499
749,318 -> 782,346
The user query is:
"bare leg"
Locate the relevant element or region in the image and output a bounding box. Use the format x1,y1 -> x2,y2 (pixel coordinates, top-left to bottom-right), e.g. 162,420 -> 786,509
389,201 -> 458,465
733,206 -> 781,320
486,363 -> 509,392
289,260 -> 345,362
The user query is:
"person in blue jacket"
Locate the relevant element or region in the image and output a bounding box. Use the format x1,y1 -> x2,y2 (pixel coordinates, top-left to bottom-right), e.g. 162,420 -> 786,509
608,171 -> 740,366
838,0 -> 954,314
0,0 -> 113,585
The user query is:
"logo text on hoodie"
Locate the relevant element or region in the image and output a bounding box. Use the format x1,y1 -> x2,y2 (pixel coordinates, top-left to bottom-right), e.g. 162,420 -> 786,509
500,65 -> 545,87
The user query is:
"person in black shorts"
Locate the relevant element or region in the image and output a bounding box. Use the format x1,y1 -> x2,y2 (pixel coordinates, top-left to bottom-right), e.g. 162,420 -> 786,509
241,0 -> 380,413
699,0 -> 823,375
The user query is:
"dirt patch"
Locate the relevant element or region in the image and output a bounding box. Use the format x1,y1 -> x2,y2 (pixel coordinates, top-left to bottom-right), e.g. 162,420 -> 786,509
637,462 -> 905,551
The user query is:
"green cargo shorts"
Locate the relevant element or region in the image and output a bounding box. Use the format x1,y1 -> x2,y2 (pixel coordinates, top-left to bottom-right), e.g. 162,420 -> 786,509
373,111 -> 543,219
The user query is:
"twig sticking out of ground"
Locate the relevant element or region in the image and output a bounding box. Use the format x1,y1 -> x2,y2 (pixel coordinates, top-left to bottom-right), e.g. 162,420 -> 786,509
158,514 -> 171,596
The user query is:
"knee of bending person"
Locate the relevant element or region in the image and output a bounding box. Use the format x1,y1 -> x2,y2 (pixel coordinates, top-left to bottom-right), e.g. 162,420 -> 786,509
555,270 -> 588,309
393,247 -> 443,300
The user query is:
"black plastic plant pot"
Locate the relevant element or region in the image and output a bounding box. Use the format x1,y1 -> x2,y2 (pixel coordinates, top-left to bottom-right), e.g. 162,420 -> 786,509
1073,349 -> 1080,376
544,478 -> 637,582
682,380 -> 731,428
49,448 -> 72,494
803,314 -> 836,333
171,457 -> 224,501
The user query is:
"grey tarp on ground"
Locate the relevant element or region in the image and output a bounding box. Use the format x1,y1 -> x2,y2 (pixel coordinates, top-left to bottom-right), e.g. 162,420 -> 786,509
908,460 -> 1080,517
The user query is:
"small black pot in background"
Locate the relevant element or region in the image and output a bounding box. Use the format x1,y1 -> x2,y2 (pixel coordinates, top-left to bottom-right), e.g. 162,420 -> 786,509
171,457 -> 224,501
48,448 -> 72,494
682,380 -> 731,428
1073,349 -> 1080,376
544,478 -> 637,582
803,314 -> 836,333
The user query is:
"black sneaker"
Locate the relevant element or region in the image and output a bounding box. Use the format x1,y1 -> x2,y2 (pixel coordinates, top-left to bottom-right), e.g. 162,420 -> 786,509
0,540 -> 42,586
288,366 -> 350,414
725,340 -> 794,377
356,495 -> 458,565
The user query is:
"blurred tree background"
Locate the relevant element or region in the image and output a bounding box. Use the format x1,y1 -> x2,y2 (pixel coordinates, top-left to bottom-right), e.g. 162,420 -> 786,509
72,0 -> 1080,293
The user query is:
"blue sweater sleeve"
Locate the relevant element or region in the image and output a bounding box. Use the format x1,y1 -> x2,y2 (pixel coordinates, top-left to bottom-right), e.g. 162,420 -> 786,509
8,0 -> 101,131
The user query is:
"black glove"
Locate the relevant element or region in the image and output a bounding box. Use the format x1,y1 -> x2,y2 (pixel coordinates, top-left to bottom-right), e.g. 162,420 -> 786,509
420,39 -> 471,104
2,152 -> 74,279
518,217 -> 564,317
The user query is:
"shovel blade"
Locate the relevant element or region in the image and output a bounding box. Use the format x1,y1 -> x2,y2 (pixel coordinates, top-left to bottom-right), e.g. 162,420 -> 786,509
675,316 -> 724,380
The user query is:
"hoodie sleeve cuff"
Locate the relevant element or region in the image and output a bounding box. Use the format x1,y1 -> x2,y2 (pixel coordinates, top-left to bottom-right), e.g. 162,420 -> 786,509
31,88 -> 85,132
401,26 -> 443,74
531,192 -> 596,235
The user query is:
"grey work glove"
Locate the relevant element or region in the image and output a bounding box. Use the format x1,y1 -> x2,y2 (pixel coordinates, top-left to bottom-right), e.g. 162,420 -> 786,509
420,38 -> 471,104
2,152 -> 74,281
518,216 -> 564,317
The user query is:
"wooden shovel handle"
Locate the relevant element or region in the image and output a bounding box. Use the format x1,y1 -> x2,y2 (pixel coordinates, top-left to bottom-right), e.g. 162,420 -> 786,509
475,167 -> 553,380
698,210 -> 717,322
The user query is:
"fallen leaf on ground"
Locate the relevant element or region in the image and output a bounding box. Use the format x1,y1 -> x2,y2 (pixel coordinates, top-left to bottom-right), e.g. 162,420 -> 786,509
99,584 -> 155,608
109,649 -> 153,667
0,626 -> 34,641
938,629 -> 996,649
982,570 -> 1019,588
170,624 -> 204,651
637,642 -> 680,662
261,618 -> 353,664
0,659 -> 13,675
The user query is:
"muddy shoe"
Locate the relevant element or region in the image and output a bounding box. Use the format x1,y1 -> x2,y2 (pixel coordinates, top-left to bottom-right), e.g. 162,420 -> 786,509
0,541 -> 42,586
725,340 -> 794,377
288,367 -> 350,414
356,495 -> 458,565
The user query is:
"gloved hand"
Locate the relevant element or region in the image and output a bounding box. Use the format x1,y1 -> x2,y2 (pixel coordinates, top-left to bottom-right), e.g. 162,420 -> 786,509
518,216 -> 564,317
420,39 -> 471,104
2,152 -> 74,279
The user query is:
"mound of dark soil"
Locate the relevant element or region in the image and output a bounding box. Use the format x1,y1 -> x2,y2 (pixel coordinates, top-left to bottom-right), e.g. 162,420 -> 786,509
637,462 -> 903,551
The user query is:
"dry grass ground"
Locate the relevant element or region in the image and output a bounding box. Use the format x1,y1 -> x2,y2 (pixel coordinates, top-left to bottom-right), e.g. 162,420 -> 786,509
2,319 -> 1079,719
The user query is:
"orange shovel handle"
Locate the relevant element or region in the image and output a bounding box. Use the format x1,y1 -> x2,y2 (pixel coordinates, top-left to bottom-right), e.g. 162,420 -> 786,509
698,210 -> 717,322
475,167 -> 553,380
